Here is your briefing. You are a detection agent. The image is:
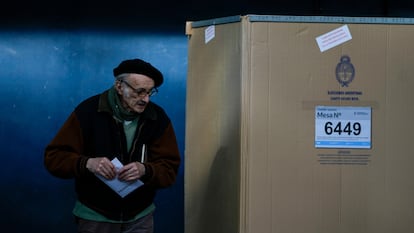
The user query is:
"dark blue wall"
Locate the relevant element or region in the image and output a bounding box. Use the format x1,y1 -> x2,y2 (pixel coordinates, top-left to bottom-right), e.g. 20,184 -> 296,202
0,29 -> 187,233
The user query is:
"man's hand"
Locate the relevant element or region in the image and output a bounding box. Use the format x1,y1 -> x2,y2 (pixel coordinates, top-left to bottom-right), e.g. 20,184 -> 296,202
118,162 -> 146,182
86,157 -> 116,180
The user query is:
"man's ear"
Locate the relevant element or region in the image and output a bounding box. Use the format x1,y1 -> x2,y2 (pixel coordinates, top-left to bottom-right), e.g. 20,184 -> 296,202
115,80 -> 123,95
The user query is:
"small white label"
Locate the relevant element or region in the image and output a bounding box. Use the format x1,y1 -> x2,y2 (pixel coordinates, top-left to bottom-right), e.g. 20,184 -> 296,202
205,25 -> 215,44
316,25 -> 352,52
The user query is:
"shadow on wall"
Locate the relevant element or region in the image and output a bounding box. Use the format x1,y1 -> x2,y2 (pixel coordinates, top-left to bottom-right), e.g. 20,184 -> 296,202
196,145 -> 241,233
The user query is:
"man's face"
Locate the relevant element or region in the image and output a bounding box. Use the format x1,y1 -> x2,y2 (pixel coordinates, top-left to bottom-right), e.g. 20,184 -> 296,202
116,73 -> 155,113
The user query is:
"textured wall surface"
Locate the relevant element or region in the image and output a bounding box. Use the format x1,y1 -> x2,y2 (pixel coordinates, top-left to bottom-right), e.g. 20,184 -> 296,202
0,29 -> 187,233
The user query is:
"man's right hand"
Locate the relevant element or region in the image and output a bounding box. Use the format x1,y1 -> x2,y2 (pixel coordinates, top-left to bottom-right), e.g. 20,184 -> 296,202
86,157 -> 116,180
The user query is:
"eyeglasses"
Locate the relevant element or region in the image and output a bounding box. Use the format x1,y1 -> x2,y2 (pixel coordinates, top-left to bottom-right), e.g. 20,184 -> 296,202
121,80 -> 158,97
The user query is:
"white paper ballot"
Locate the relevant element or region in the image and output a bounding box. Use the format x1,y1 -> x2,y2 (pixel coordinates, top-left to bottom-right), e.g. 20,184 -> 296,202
96,157 -> 144,198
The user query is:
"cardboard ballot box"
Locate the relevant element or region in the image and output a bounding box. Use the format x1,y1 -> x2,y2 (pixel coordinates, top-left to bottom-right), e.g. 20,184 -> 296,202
185,15 -> 414,233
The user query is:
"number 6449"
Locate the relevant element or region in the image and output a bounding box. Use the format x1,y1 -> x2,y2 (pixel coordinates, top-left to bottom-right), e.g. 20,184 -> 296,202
324,121 -> 361,135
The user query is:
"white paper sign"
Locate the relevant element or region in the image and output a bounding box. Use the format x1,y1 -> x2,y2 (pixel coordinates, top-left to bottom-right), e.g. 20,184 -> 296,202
316,25 -> 352,52
315,106 -> 371,149
205,25 -> 215,44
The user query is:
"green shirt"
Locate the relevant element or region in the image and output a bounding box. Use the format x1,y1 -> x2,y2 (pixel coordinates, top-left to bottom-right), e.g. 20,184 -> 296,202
123,118 -> 139,152
73,201 -> 155,223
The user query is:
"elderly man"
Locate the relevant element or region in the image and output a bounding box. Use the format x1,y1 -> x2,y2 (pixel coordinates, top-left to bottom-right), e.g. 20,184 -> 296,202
44,58 -> 181,233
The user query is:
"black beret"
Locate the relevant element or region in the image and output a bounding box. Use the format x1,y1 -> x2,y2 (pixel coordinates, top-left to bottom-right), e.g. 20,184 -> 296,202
113,58 -> 164,87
